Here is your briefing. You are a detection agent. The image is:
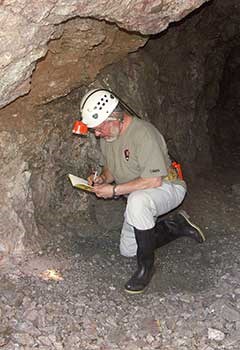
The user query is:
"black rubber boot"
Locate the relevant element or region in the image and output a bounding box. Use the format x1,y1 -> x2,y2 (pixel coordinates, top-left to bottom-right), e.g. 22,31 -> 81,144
154,219 -> 180,248
125,227 -> 155,294
155,210 -> 205,248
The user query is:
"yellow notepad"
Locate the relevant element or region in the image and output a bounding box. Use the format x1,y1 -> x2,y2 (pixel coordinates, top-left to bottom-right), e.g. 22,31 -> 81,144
68,174 -> 93,192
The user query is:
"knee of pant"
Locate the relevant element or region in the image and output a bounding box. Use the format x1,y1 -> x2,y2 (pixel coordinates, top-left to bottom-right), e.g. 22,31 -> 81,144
126,191 -> 151,223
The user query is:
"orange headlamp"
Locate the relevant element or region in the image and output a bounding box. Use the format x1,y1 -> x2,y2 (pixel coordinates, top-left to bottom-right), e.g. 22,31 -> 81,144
72,120 -> 88,135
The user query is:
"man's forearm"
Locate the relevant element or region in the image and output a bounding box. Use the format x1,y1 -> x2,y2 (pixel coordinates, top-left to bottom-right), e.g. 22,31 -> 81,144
114,176 -> 162,196
101,167 -> 115,184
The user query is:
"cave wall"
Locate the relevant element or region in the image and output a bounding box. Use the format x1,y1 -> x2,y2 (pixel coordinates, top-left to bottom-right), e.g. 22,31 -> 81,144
1,0 -> 240,258
0,17 -> 145,258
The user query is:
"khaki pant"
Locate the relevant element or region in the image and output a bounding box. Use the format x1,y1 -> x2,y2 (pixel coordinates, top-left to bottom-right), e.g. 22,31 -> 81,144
120,182 -> 186,257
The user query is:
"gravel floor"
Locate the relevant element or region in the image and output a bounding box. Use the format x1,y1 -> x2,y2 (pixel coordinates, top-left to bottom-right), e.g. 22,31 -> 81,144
0,167 -> 240,350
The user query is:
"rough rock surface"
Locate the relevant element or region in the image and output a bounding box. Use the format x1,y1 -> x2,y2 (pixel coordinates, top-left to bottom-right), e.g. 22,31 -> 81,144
0,0 -> 209,108
23,18 -> 147,106
0,131 -> 39,257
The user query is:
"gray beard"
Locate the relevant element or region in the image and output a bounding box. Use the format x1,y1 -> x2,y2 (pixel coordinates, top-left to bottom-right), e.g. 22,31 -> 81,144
105,136 -> 118,142
105,124 -> 120,142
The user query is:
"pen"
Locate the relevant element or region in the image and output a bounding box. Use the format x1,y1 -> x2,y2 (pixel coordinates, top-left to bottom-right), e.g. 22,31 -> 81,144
92,170 -> 98,185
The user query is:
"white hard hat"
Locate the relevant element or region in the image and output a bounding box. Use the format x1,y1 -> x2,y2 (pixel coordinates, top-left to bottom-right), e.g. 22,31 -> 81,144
80,89 -> 119,128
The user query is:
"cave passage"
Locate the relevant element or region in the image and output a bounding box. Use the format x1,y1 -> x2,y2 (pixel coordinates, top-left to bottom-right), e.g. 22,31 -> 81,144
209,45 -> 240,167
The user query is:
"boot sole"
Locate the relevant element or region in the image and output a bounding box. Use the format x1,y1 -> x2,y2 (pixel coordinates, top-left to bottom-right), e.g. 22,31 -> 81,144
124,268 -> 155,294
124,287 -> 146,295
178,210 -> 206,242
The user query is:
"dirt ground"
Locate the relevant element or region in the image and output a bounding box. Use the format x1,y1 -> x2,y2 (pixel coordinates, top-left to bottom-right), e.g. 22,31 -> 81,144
0,160 -> 240,349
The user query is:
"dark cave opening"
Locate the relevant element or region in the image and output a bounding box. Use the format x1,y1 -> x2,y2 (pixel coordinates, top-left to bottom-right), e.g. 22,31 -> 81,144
208,45 -> 240,167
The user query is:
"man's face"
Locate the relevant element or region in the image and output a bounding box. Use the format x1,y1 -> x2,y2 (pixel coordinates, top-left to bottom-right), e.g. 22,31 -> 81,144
93,118 -> 121,142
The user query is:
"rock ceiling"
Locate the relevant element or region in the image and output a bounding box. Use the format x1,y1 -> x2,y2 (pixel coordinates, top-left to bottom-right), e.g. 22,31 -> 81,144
0,0 -> 209,108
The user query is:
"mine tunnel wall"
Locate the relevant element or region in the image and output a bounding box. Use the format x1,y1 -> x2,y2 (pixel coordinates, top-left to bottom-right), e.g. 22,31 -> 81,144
0,0 -> 239,257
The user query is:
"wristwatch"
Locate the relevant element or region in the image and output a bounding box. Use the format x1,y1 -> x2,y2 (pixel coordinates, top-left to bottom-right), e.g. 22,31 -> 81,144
112,184 -> 118,199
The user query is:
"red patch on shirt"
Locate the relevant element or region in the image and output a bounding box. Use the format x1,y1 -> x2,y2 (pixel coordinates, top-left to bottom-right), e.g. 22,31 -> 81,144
124,149 -> 130,161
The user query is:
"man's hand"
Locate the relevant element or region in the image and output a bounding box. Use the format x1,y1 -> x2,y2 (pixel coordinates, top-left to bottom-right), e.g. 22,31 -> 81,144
88,166 -> 115,186
87,174 -> 105,186
93,184 -> 114,199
